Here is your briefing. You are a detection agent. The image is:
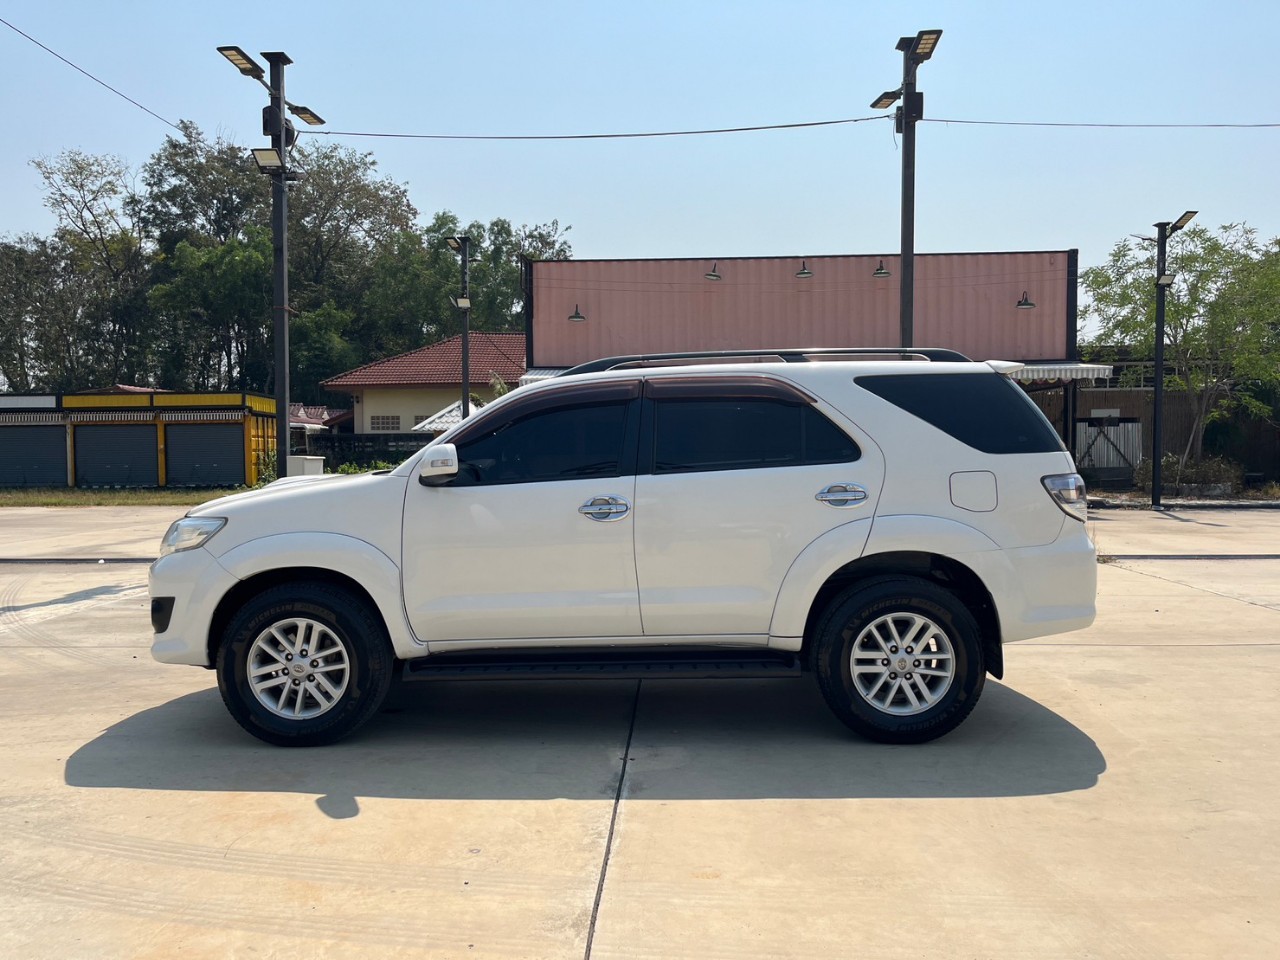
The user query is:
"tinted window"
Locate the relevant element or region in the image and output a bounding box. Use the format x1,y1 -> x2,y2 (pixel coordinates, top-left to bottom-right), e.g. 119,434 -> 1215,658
856,373 -> 1065,454
454,401 -> 630,485
653,399 -> 860,474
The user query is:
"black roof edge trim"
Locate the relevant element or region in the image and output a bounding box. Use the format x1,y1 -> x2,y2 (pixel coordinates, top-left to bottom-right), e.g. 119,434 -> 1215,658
561,347 -> 971,377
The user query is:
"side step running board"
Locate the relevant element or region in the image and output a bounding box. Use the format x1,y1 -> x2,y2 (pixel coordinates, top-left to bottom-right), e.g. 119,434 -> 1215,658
402,649 -> 803,682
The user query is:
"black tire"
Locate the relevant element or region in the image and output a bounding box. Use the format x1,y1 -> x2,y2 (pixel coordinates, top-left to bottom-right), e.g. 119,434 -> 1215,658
216,581 -> 394,747
812,576 -> 986,744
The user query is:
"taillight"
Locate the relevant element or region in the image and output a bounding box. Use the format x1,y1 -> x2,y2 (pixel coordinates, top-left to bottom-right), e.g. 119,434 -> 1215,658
1042,473 -> 1087,522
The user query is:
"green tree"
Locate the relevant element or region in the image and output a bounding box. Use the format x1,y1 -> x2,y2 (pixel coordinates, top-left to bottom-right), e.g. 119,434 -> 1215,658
358,229 -> 458,358
147,228 -> 273,391
1082,224 -> 1280,465
287,141 -> 418,314
290,301 -> 361,405
134,120 -> 269,254
0,234 -> 102,391
4,129 -> 571,400
31,150 -> 154,387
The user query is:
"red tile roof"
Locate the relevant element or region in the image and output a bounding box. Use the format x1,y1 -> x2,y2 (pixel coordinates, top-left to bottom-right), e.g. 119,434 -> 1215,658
322,333 -> 526,389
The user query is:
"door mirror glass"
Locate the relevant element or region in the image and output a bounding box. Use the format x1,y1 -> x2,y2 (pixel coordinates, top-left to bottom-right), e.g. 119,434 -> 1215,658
418,443 -> 459,486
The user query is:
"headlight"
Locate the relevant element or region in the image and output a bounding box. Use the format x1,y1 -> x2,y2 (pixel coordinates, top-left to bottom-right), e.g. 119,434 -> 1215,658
158,517 -> 227,558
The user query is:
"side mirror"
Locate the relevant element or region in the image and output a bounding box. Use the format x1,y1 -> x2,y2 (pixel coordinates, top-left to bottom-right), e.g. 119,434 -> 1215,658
418,443 -> 459,486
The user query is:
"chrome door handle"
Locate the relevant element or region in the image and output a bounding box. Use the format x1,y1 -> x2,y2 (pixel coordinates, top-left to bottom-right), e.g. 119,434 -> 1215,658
578,495 -> 631,522
815,483 -> 868,507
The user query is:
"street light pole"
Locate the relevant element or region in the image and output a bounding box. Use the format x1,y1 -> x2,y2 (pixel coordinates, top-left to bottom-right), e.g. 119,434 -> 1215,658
898,44 -> 920,350
870,30 -> 941,350
217,46 -> 325,480
1150,209 -> 1197,510
446,236 -> 473,418
264,52 -> 292,478
460,236 -> 471,419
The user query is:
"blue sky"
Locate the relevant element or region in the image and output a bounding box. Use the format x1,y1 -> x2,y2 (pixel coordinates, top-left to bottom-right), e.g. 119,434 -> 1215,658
1,0 -> 1277,279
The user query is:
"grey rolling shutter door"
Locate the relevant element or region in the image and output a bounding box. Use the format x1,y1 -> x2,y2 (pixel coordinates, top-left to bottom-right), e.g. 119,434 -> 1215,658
166,424 -> 245,486
0,426 -> 67,487
75,425 -> 159,487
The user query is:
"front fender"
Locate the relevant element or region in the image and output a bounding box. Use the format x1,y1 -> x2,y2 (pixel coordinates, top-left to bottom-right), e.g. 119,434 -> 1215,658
768,515 -> 999,644
213,532 -> 421,658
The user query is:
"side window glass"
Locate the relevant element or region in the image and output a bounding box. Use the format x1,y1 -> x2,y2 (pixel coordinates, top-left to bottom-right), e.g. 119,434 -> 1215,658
653,399 -> 859,474
856,373 -> 1066,454
453,401 -> 630,485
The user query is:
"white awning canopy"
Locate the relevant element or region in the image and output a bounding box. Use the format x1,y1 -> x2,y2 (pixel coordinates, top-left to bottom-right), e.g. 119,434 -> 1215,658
411,399 -> 485,433
518,368 -> 567,386
1012,362 -> 1112,384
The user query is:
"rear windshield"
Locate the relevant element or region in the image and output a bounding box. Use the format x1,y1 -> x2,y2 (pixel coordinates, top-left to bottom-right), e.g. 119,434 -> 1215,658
855,372 -> 1065,454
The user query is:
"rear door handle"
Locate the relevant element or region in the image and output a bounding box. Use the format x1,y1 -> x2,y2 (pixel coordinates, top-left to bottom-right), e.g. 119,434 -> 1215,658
815,483 -> 868,507
579,495 -> 631,521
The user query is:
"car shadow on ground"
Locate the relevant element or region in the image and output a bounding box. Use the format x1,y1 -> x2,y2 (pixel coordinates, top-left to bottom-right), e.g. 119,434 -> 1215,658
66,676 -> 1104,814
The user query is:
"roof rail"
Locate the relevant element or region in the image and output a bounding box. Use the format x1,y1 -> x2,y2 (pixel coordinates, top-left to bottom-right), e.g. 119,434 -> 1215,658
560,347 -> 972,377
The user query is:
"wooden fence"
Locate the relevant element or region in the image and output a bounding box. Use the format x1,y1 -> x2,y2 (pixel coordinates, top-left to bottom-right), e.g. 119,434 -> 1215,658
1029,387 -> 1279,482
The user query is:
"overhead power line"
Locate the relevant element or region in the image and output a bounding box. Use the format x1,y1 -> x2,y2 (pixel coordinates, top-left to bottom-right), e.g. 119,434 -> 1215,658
926,117 -> 1280,129
0,16 -> 181,132
309,115 -> 890,141
306,115 -> 1280,142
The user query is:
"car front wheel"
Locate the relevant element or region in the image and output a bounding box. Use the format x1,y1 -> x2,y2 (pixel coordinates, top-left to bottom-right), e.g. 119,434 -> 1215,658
216,582 -> 394,747
813,576 -> 986,744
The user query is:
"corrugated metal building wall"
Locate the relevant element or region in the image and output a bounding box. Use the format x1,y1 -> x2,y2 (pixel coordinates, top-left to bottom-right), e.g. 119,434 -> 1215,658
0,393 -> 276,488
529,251 -> 1074,367
0,425 -> 67,486
165,423 -> 246,487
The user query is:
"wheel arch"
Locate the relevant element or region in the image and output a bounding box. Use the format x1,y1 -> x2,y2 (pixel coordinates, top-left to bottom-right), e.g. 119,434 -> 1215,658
799,551 -> 1003,679
207,531 -> 420,665
207,567 -> 400,667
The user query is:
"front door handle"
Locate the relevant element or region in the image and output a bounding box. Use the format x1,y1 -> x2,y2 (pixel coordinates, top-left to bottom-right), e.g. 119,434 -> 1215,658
815,483 -> 868,507
579,495 -> 631,522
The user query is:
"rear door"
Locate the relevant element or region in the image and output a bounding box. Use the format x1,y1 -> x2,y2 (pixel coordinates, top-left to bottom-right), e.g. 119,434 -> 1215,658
632,374 -> 883,637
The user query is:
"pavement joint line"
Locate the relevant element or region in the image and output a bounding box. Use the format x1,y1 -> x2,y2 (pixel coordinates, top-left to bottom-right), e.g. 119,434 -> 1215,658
1111,561 -> 1280,612
583,678 -> 642,960
1106,554 -> 1280,560
1020,641 -> 1280,647
0,558 -> 155,565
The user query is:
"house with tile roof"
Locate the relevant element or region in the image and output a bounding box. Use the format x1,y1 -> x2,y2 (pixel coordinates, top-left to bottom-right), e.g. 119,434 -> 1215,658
321,333 -> 525,435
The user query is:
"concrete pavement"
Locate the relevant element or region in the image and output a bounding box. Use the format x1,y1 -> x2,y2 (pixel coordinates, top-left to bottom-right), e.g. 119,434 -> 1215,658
0,506 -> 186,560
0,507 -> 1276,958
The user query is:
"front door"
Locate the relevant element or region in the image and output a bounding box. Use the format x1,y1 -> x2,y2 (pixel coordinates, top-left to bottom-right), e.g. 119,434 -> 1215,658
401,380 -> 643,644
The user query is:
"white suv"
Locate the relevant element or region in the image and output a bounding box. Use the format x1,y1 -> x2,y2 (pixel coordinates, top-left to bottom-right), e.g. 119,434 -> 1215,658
149,349 -> 1096,747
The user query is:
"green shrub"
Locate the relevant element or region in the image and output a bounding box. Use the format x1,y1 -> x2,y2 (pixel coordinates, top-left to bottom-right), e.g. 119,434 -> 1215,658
1134,454 -> 1244,491
335,460 -> 395,475
254,449 -> 278,487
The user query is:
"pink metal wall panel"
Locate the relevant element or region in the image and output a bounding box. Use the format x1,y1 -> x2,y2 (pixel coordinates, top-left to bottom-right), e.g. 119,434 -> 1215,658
530,253 -> 1070,367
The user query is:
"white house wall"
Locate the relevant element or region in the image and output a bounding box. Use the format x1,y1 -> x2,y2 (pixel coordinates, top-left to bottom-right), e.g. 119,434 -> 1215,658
357,387 -> 500,434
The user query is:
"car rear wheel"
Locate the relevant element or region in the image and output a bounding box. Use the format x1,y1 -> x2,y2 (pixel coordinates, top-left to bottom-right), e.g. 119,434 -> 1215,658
813,576 -> 985,744
216,582 -> 394,747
